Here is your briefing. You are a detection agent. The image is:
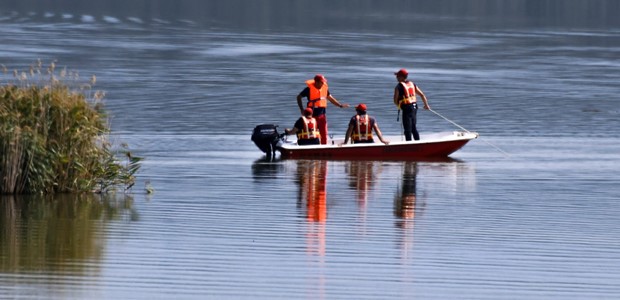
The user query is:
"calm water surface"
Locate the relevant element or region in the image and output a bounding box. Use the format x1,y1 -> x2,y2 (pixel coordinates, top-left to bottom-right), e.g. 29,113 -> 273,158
1,1 -> 619,299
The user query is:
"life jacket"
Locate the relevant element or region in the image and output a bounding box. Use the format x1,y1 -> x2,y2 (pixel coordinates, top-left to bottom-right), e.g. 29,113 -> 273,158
397,81 -> 416,109
297,116 -> 321,140
305,79 -> 328,108
352,114 -> 373,142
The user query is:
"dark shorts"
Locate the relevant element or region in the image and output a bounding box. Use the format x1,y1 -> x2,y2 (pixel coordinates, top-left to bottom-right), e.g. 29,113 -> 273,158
298,138 -> 320,146
353,139 -> 375,144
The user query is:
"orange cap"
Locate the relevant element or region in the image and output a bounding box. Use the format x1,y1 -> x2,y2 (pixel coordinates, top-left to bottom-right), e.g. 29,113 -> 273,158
356,103 -> 367,111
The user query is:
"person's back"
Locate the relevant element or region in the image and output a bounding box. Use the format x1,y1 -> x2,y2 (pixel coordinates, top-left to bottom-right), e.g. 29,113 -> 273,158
342,104 -> 389,145
285,108 -> 321,146
351,111 -> 375,144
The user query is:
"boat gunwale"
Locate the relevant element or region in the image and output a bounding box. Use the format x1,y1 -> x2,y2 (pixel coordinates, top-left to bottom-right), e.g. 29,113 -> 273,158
277,131 -> 478,151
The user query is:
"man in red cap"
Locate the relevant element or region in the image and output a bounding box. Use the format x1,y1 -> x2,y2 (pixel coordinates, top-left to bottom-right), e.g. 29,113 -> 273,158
393,68 -> 430,141
297,74 -> 350,144
342,103 -> 389,145
284,107 -> 321,145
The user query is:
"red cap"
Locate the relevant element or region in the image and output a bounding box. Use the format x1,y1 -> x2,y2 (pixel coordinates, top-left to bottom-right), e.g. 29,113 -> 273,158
314,74 -> 327,83
356,103 -> 367,111
394,68 -> 408,77
303,107 -> 314,116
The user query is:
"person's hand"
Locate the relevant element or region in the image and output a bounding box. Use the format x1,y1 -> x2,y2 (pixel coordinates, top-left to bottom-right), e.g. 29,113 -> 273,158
423,104 -> 430,110
284,128 -> 291,135
340,103 -> 350,108
382,140 -> 390,145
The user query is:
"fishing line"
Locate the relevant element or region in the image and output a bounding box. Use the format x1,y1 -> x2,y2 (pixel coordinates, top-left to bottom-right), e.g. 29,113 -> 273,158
428,109 -> 510,157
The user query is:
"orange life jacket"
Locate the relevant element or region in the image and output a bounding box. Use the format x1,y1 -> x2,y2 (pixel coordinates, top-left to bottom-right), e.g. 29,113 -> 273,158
397,81 -> 416,109
297,116 -> 321,140
352,114 -> 373,142
305,79 -> 328,108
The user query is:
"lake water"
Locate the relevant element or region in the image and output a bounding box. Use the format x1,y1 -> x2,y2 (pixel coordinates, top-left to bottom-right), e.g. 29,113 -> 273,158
1,1 -> 620,299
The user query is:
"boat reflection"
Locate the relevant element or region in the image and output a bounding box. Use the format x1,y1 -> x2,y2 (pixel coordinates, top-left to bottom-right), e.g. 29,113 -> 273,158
0,193 -> 136,274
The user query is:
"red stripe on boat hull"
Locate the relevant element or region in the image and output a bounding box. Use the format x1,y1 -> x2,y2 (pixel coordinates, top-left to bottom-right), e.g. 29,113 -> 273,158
278,139 -> 471,160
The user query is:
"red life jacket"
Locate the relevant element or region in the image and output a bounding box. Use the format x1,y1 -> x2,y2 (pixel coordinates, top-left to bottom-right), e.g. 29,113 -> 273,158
397,81 -> 416,109
298,116 -> 321,140
352,114 -> 373,142
305,80 -> 328,108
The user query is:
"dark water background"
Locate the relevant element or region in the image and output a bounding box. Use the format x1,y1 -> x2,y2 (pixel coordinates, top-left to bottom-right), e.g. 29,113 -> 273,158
1,1 -> 619,299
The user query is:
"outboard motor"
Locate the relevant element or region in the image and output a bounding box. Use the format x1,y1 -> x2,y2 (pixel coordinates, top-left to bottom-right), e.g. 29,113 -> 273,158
251,124 -> 281,159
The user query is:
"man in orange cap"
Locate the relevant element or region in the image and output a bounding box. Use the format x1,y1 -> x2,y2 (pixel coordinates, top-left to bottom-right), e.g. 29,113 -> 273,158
297,74 -> 350,144
342,103 -> 389,145
393,68 -> 430,141
284,107 -> 321,145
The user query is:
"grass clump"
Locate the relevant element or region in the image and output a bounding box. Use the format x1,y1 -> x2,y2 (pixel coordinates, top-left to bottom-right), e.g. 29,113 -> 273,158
1,60 -> 141,194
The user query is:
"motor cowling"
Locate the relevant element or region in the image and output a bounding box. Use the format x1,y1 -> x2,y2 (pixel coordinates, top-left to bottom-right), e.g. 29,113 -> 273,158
251,124 -> 281,157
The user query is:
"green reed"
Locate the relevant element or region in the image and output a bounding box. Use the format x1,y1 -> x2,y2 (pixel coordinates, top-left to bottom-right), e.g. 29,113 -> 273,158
1,61 -> 141,194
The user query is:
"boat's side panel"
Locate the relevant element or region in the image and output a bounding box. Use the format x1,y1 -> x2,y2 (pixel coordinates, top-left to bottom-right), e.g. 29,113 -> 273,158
278,139 -> 470,160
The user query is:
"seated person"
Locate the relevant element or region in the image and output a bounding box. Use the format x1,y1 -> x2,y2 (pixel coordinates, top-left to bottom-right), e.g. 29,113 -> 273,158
342,103 -> 389,145
284,108 -> 321,146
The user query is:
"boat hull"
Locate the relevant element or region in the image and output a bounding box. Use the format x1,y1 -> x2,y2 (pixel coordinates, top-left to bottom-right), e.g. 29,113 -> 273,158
276,131 -> 477,160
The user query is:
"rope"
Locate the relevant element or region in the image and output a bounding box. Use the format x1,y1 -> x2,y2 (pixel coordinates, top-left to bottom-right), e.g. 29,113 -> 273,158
429,109 -> 472,133
428,109 -> 510,157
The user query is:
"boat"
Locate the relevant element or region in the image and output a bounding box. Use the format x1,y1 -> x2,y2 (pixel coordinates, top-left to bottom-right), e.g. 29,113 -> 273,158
251,124 -> 478,160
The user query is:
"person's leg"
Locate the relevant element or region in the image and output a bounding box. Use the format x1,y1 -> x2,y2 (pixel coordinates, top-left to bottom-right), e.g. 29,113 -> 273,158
316,114 -> 328,144
411,105 -> 420,140
402,108 -> 413,141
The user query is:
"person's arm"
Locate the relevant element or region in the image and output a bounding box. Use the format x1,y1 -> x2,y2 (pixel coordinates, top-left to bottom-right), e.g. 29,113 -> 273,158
284,127 -> 299,135
373,122 -> 389,145
415,85 -> 430,110
341,123 -> 354,146
296,94 -> 305,113
393,86 -> 400,107
296,88 -> 310,113
285,118 -> 302,135
327,94 -> 349,108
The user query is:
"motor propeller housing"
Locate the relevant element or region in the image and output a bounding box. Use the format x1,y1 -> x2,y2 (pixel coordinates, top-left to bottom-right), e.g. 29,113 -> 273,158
251,124 -> 281,158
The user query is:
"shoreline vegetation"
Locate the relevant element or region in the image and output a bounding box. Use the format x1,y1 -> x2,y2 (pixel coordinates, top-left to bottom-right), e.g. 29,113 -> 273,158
1,60 -> 141,195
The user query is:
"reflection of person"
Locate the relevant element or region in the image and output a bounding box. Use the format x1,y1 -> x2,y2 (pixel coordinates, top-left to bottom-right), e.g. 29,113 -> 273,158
394,161 -> 419,262
393,68 -> 430,141
346,161 -> 379,207
297,74 -> 349,144
342,103 -> 389,145
284,108 -> 320,145
295,160 -> 328,258
296,160 -> 328,223
394,161 -> 418,221
295,160 -> 328,293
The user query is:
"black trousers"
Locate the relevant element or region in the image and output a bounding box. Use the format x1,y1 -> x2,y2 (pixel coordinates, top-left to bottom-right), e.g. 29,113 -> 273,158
401,103 -> 419,141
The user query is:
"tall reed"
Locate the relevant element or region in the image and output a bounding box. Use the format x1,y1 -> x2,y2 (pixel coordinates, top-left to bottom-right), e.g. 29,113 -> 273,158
1,61 -> 141,194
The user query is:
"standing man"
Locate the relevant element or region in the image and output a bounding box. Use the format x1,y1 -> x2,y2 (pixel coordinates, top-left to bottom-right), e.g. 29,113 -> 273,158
393,68 -> 430,141
342,103 -> 389,145
297,74 -> 349,144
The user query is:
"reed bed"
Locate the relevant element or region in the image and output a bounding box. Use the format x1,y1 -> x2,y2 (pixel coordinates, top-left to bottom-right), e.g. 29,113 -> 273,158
1,60 -> 140,194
